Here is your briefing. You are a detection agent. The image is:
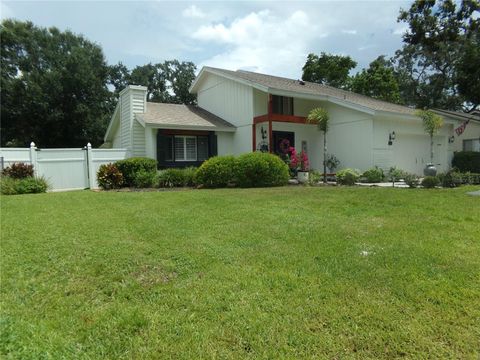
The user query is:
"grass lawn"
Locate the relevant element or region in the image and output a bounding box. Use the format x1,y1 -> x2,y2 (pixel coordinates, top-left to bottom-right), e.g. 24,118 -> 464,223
1,186 -> 479,359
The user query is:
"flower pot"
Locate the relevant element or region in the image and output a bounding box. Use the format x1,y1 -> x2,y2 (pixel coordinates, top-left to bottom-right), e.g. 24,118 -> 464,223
424,164 -> 437,176
297,171 -> 309,183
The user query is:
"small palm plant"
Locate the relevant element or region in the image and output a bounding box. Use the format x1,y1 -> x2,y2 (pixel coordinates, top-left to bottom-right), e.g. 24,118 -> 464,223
416,110 -> 443,175
307,107 -> 329,183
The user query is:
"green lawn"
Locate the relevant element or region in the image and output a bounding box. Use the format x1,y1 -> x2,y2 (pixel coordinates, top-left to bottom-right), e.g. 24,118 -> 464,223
1,186 -> 479,359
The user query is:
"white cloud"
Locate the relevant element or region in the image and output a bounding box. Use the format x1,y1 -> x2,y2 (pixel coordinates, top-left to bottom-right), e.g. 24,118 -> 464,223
192,9 -> 325,78
342,29 -> 357,35
182,5 -> 205,19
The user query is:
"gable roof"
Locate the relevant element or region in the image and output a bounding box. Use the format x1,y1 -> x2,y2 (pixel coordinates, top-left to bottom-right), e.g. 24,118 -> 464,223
190,66 -> 417,116
135,102 -> 235,131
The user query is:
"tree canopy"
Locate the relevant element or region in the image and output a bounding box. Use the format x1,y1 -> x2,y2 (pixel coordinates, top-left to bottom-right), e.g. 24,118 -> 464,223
1,19 -> 199,147
350,56 -> 401,104
108,60 -> 196,105
1,19 -> 112,147
395,0 -> 480,111
302,52 -> 357,88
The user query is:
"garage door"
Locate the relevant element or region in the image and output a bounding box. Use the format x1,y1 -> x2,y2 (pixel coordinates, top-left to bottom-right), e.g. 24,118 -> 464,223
392,134 -> 446,175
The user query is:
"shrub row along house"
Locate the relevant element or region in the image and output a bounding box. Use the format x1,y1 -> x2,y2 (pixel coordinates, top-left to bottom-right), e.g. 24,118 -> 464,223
103,66 -> 480,175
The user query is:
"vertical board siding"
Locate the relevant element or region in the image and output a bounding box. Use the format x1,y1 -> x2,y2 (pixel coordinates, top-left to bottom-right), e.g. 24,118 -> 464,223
197,73 -> 253,127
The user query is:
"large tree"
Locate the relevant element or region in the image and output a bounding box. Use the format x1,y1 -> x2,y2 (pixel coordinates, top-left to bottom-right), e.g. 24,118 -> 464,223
1,20 -> 112,147
350,56 -> 401,103
302,52 -> 357,88
395,0 -> 480,111
108,60 -> 196,105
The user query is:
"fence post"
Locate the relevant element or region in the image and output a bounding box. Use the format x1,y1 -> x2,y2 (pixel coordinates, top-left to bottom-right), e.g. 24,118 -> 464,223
30,142 -> 38,176
86,142 -> 96,189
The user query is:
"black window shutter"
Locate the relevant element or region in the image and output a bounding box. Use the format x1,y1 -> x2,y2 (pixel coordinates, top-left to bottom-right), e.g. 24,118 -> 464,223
208,132 -> 218,157
157,133 -> 171,168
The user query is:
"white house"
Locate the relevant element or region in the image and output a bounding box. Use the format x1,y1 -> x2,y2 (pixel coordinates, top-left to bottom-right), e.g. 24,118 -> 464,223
103,66 -> 480,174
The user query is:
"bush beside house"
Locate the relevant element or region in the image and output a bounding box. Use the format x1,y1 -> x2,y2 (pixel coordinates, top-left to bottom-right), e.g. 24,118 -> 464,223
452,151 -> 480,173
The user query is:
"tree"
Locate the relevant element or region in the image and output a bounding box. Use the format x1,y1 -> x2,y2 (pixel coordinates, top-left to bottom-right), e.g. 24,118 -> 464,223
395,0 -> 480,111
307,107 -> 329,183
107,60 -> 197,105
416,110 -> 444,166
350,56 -> 401,103
1,20 -> 111,147
302,52 -> 357,88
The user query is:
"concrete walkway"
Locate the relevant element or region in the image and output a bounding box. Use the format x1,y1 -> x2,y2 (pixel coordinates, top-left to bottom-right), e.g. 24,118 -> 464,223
467,190 -> 480,196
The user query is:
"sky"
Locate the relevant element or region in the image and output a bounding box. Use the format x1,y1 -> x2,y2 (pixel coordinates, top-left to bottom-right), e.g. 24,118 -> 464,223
0,0 -> 412,79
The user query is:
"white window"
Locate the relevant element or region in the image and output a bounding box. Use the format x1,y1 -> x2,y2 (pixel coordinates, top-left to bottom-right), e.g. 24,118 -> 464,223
174,136 -> 197,161
463,139 -> 480,152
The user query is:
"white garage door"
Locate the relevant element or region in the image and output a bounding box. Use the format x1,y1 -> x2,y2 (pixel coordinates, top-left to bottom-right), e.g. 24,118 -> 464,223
392,134 -> 446,175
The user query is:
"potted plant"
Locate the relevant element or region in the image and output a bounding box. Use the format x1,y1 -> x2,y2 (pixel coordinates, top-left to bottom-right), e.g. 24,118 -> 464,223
416,109 -> 444,176
296,151 -> 310,183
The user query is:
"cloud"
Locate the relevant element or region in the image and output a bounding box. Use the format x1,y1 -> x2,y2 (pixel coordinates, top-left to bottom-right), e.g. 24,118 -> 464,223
393,26 -> 409,36
192,9 -> 325,78
182,5 -> 205,19
342,29 -> 357,35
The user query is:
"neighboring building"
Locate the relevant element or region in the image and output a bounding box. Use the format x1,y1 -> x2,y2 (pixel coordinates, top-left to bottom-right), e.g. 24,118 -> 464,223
103,67 -> 480,174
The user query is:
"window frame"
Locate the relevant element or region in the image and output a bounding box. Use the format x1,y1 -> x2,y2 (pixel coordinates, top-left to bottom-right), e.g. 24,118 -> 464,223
174,135 -> 197,162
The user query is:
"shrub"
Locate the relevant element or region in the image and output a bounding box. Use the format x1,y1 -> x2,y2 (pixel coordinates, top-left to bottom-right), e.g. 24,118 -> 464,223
97,163 -> 123,190
235,152 -> 290,188
0,176 -> 18,195
133,169 -> 156,188
421,176 -> 439,188
307,170 -> 322,185
336,168 -> 361,185
1,176 -> 49,195
182,167 -> 197,187
194,155 -> 237,188
14,176 -> 49,194
387,167 -> 407,183
460,172 -> 480,185
158,168 -> 188,188
2,163 -> 34,179
452,151 -> 480,173
438,170 -> 463,188
403,173 -> 420,188
115,157 -> 157,187
361,167 -> 384,183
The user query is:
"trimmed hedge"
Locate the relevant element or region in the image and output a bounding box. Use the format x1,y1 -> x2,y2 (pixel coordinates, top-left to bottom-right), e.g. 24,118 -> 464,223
157,168 -> 195,188
194,155 -> 237,188
115,157 -> 157,187
452,151 -> 480,173
235,152 -> 289,188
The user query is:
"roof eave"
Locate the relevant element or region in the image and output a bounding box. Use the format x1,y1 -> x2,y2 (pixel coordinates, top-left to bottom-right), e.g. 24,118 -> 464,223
104,102 -> 120,142
144,122 -> 236,132
190,66 -> 269,94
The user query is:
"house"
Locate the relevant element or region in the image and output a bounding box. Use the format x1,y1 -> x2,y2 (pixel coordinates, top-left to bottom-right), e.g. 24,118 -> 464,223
103,66 -> 480,174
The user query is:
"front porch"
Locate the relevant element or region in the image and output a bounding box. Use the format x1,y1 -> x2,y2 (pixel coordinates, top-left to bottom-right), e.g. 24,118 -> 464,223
252,94 -> 322,169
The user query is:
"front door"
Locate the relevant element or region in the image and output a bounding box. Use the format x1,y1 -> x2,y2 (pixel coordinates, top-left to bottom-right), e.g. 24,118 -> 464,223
273,131 -> 295,156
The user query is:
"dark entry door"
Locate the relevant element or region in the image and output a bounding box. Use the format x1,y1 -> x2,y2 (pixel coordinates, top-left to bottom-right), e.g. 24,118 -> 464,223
273,131 -> 295,155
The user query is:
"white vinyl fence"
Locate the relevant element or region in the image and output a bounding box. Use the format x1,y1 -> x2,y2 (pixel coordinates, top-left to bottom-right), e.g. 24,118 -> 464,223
0,142 -> 127,191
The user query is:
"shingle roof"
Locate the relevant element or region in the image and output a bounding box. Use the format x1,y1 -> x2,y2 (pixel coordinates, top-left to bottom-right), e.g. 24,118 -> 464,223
136,102 -> 235,130
201,66 -> 418,116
